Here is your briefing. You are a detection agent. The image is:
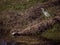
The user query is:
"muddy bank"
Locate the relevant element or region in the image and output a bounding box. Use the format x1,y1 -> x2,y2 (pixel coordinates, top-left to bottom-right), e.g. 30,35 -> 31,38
14,16 -> 60,35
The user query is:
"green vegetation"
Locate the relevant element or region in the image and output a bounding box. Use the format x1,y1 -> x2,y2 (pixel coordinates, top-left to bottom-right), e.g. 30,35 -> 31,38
41,23 -> 60,41
47,9 -> 56,17
0,0 -> 47,11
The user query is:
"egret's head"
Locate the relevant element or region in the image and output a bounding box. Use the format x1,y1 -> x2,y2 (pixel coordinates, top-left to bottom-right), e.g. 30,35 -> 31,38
41,8 -> 44,11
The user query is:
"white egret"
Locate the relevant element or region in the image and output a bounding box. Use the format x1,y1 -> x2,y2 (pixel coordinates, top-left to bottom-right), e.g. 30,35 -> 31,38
41,8 -> 50,17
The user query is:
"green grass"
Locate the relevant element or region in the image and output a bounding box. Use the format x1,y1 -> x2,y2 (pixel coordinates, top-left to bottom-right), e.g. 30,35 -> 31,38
0,0 -> 47,11
41,22 -> 60,41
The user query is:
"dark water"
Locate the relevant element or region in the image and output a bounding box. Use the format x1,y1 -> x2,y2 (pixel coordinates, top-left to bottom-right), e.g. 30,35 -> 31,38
0,40 -> 60,45
0,40 -> 16,45
0,40 -> 7,45
0,40 -> 27,45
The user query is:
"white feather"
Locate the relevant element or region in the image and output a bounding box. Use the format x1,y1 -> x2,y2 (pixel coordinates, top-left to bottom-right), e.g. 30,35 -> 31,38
41,8 -> 50,17
11,32 -> 16,35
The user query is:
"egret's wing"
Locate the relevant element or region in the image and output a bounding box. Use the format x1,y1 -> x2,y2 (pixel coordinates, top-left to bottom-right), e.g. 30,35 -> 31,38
45,12 -> 50,17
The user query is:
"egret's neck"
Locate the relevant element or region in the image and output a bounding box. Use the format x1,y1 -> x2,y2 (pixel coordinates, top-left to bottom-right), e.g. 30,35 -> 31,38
41,8 -> 45,12
42,9 -> 45,12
